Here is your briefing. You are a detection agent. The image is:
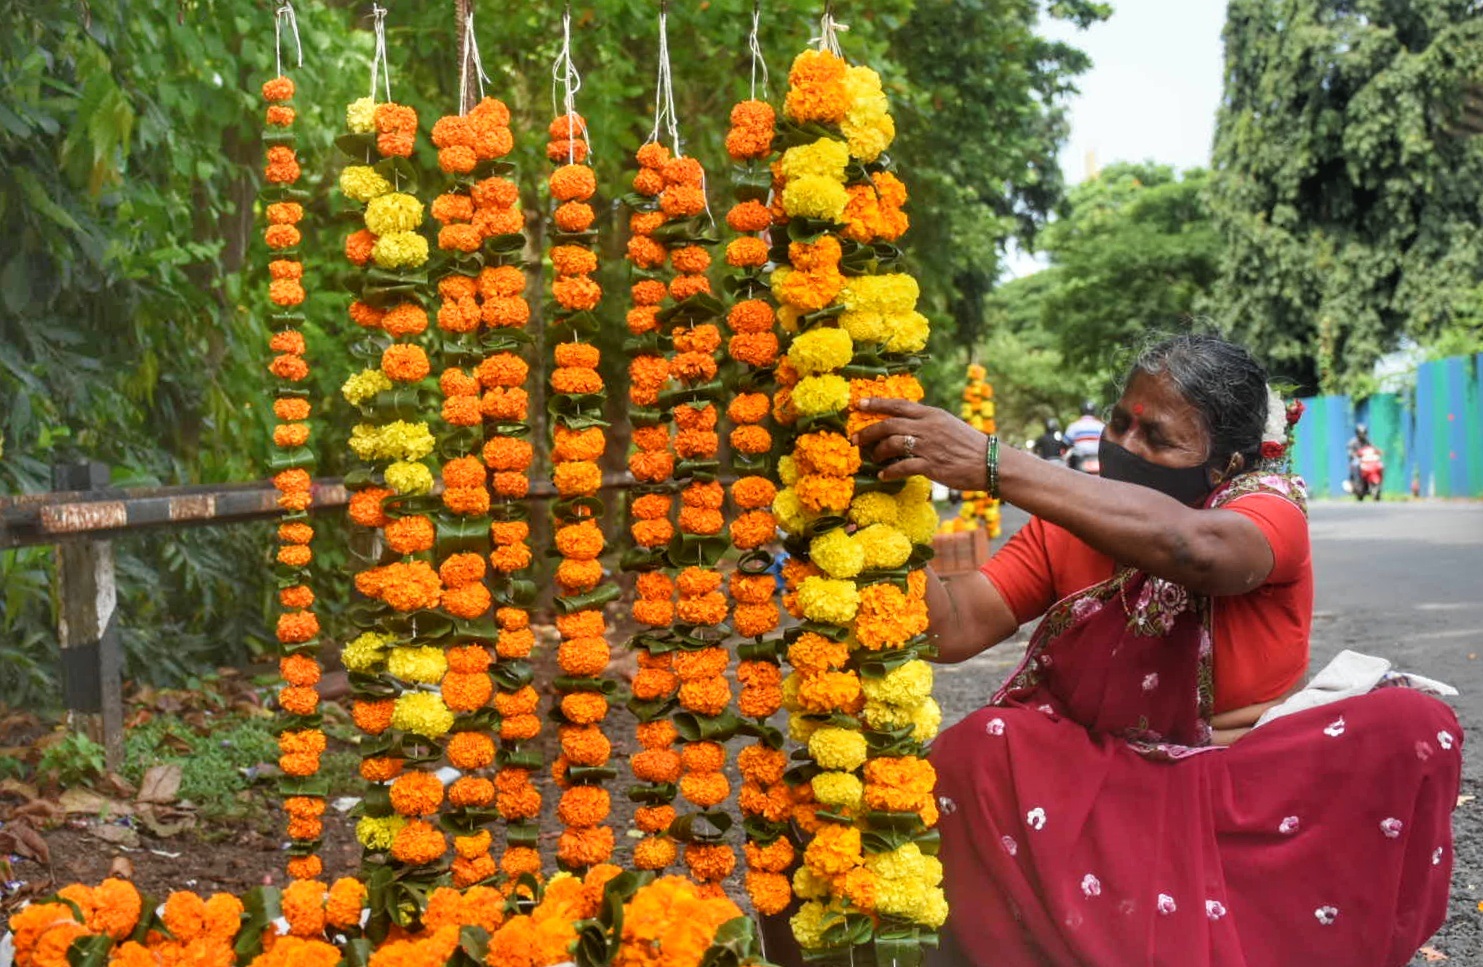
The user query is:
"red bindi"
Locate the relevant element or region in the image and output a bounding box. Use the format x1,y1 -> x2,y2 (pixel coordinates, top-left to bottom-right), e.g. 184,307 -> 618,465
1132,403 -> 1145,415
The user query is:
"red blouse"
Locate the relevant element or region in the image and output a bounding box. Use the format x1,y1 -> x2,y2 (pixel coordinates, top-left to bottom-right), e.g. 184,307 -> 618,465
980,493 -> 1312,714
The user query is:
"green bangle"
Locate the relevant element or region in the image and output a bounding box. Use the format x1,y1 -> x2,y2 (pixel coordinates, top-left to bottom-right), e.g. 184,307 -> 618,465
986,434 -> 1000,499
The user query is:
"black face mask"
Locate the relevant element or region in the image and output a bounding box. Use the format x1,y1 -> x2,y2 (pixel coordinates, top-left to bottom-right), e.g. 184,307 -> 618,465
1098,438 -> 1216,506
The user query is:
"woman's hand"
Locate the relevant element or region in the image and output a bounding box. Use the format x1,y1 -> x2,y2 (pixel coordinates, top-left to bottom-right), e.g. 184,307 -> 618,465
852,397 -> 989,492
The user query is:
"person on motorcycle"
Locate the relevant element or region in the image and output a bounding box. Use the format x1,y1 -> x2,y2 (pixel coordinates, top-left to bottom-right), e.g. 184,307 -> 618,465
1064,401 -> 1105,473
1347,424 -> 1371,492
1032,417 -> 1066,463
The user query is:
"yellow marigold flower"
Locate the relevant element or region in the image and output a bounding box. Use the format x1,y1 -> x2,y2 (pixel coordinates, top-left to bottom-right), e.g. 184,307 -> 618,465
810,770 -> 863,810
841,67 -> 894,163
809,527 -> 863,580
884,310 -> 930,354
792,374 -> 851,416
788,712 -> 821,744
355,814 -> 407,850
847,492 -> 898,529
787,327 -> 854,377
341,368 -> 392,406
778,304 -> 803,333
348,420 -> 436,463
365,192 -> 424,236
910,696 -> 943,741
385,460 -> 434,495
346,97 -> 377,134
855,523 -> 912,570
372,230 -> 430,269
896,497 -> 940,545
839,309 -> 889,346
861,659 -> 933,709
778,455 -> 800,486
791,866 -> 832,901
771,486 -> 816,537
898,474 -> 933,503
386,645 -> 448,685
342,631 -> 394,672
781,175 -> 849,222
791,900 -> 846,951
795,576 -> 859,624
842,274 -> 919,315
778,138 -> 850,182
808,726 -> 867,772
392,691 -> 455,738
340,165 -> 392,203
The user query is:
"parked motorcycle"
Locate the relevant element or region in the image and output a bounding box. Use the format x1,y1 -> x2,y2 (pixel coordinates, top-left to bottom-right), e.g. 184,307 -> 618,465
1353,444 -> 1385,501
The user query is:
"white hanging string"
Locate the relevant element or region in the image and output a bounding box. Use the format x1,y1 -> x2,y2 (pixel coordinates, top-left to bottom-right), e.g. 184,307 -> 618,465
458,11 -> 490,115
274,1 -> 302,77
368,3 -> 392,103
747,2 -> 769,100
649,1 -> 681,155
811,5 -> 847,55
550,3 -> 590,162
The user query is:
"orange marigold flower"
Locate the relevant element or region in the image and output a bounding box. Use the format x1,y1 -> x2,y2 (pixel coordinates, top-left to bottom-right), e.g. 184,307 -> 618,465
554,201 -> 595,232
550,164 -> 597,202
477,352 -> 529,389
442,671 -> 493,711
478,264 -> 527,299
438,222 -> 481,251
733,603 -> 780,639
632,596 -> 674,626
633,836 -> 677,870
855,582 -> 930,650
500,845 -> 542,879
630,493 -> 672,522
265,145 -> 301,184
684,843 -> 737,883
675,567 -> 724,597
473,204 -> 524,238
554,519 -> 604,561
558,785 -> 611,828
390,770 -> 445,816
676,589 -> 726,624
343,230 -> 376,267
432,192 -> 475,224
725,236 -> 770,268
449,776 -> 495,808
269,329 -> 306,355
737,743 -> 789,787
348,487 -> 392,528
448,731 -> 496,771
326,879 -> 368,931
482,436 -> 535,472
730,424 -> 773,455
632,166 -> 665,197
380,304 -> 428,338
552,425 -> 605,464
661,156 -> 705,188
728,299 -> 775,334
556,557 -> 603,592
727,200 -> 773,233
679,740 -> 725,773
262,76 -> 295,102
278,521 -> 314,545
273,422 -> 310,448
630,748 -> 681,784
551,245 -> 599,277
631,667 -> 679,701
269,353 -> 309,382
729,332 -> 780,368
384,514 -> 435,555
729,509 -> 776,549
677,676 -> 731,717
438,551 -> 486,587
674,428 -> 720,460
560,725 -> 611,766
276,610 -> 319,644
680,771 -> 730,809
557,825 -> 614,867
360,756 -> 405,782
631,519 -> 673,550
560,691 -> 608,725
279,584 -> 315,609
348,298 -> 384,329
671,352 -> 718,385
550,365 -> 603,396
626,234 -> 667,269
627,306 -> 661,335
377,559 -> 444,611
481,296 -> 531,329
552,274 -> 603,312
660,184 -> 706,218
381,343 -> 431,383
442,581 -> 492,620
274,397 -> 312,421
471,176 -> 519,210
390,819 -> 445,865
278,684 -> 319,716
488,544 -> 532,576
352,698 -> 395,735
549,113 -> 586,140
674,324 -> 722,356
547,138 -> 589,164
481,386 -> 531,421
496,627 -> 536,659
447,643 -> 493,674
266,223 -> 302,250
631,279 -> 668,307
636,141 -> 671,169
440,367 -> 480,398
628,450 -> 674,484
553,459 -> 602,496
670,245 -> 711,274
499,713 -> 541,742
282,879 -> 327,937
634,804 -> 676,833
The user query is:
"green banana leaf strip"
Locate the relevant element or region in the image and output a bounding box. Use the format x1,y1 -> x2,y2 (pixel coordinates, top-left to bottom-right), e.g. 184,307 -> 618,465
342,938 -> 375,967
673,458 -> 721,483
730,452 -> 774,476
721,272 -> 770,298
661,379 -> 726,407
736,720 -> 785,749
551,228 -> 600,245
785,216 -> 846,243
342,467 -> 379,490
736,549 -> 775,575
494,578 -> 538,608
741,815 -> 790,845
737,638 -> 782,662
573,917 -> 612,967
550,308 -> 602,338
915,827 -> 942,855
566,764 -> 619,785
674,708 -> 742,743
855,638 -> 933,678
796,411 -> 847,435
449,614 -> 500,645
669,808 -> 733,843
873,928 -> 928,967
553,675 -> 619,695
618,190 -> 660,210
784,621 -> 851,643
284,836 -> 325,857
268,310 -> 307,327
275,384 -> 311,400
626,781 -> 678,805
435,514 -> 491,556
494,746 -> 543,772
774,118 -> 843,148
798,304 -> 847,328
672,624 -> 734,650
853,474 -> 906,496
267,445 -> 315,472
373,155 -> 418,190
507,822 -> 541,849
697,917 -> 763,967
361,783 -> 393,817
728,364 -> 777,394
457,926 -> 490,966
784,759 -> 823,785
620,545 -> 669,572
623,330 -> 663,355
554,583 -> 622,614
628,405 -> 666,427
863,726 -> 920,758
454,708 -> 499,733
667,532 -> 729,567
439,426 -> 484,459
335,131 -> 376,156
485,419 -> 532,439
488,501 -> 532,525
233,886 -> 283,962
65,935 -> 111,967
810,910 -> 872,957
383,492 -> 441,516
553,495 -> 605,523
626,695 -> 677,722
803,515 -> 849,539
485,232 -> 525,254
908,543 -> 936,567
439,807 -> 501,836
491,660 -> 535,691
657,291 -> 726,324
481,328 -> 534,353
277,775 -> 330,798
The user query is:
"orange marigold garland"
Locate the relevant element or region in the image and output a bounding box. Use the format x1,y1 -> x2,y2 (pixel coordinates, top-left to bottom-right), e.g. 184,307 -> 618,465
430,92 -> 523,889
771,29 -> 947,955
336,68 -> 451,884
721,74 -> 795,915
261,70 -> 325,883
546,64 -> 618,874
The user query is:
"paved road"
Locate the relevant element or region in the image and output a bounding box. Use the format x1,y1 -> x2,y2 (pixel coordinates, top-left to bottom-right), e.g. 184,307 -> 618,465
931,500 -> 1483,964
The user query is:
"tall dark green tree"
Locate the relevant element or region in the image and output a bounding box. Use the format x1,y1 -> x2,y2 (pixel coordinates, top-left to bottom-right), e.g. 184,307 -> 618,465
1207,0 -> 1483,394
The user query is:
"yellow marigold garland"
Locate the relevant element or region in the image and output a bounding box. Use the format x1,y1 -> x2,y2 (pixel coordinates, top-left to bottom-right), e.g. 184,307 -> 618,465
772,39 -> 946,957
547,109 -> 619,875
622,137 -> 683,873
942,364 -> 1001,536
261,72 -> 324,884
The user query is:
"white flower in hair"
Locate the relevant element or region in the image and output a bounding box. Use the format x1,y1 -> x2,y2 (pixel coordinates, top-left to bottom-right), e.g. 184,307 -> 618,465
1262,384 -> 1287,447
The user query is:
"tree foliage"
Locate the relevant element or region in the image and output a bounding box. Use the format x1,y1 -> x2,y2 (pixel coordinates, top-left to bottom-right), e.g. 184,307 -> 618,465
0,0 -> 1098,707
979,163 -> 1219,440
1206,0 -> 1483,395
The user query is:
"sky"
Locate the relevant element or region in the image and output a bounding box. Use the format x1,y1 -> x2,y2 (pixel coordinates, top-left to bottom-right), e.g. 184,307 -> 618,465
1002,0 -> 1229,277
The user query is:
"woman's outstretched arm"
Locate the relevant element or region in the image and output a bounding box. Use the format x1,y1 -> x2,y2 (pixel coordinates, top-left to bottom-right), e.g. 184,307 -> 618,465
924,566 -> 1020,663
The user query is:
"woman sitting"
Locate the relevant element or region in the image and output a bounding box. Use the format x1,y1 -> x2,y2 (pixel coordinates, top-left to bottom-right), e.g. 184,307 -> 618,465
853,334 -> 1461,967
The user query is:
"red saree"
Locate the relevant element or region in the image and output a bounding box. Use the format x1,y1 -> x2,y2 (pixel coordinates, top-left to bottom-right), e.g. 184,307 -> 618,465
931,474 -> 1461,967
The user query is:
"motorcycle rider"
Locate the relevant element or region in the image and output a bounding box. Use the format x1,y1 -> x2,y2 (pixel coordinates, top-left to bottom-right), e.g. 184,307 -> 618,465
1347,424 -> 1371,493
1064,401 -> 1105,472
1032,417 -> 1067,463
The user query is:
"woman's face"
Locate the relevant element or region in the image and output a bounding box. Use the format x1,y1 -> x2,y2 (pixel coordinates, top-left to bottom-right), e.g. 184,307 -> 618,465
1104,370 -> 1212,470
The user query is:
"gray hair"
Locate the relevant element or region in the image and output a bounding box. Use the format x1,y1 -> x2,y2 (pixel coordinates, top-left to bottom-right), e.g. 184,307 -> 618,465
1126,334 -> 1270,467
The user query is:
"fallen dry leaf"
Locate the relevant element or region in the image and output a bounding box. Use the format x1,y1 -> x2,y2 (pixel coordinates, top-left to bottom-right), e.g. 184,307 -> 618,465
1418,945 -> 1447,962
0,821 -> 50,864
136,764 -> 182,805
0,777 -> 39,801
58,787 -> 131,816
89,823 -> 140,849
